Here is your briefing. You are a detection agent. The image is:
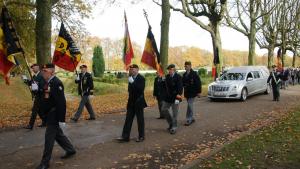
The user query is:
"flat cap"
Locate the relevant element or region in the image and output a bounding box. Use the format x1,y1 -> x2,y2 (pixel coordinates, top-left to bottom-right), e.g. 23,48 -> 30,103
30,63 -> 39,68
79,64 -> 87,68
271,65 -> 276,68
42,63 -> 55,69
129,64 -> 139,69
167,64 -> 175,69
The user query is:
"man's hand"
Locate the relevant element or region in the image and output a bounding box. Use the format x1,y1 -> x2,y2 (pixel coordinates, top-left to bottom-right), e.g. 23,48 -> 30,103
174,99 -> 180,104
76,75 -> 80,81
31,82 -> 38,91
128,76 -> 134,83
59,122 -> 66,128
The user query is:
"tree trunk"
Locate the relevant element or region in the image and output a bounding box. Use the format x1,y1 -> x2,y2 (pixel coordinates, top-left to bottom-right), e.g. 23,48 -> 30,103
211,22 -> 222,77
267,44 -> 275,68
248,21 -> 256,65
292,50 -> 296,67
160,0 -> 170,74
36,0 -> 52,65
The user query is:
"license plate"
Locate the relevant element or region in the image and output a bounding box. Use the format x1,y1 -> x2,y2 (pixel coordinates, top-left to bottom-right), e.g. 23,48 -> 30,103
214,92 -> 225,96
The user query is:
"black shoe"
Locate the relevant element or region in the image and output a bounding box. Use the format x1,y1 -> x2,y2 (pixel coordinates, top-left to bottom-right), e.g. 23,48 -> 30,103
86,117 -> 95,120
116,137 -> 130,143
36,163 -> 49,169
136,137 -> 145,142
169,129 -> 176,134
156,116 -> 164,119
24,125 -> 33,130
70,118 -> 78,122
61,151 -> 76,159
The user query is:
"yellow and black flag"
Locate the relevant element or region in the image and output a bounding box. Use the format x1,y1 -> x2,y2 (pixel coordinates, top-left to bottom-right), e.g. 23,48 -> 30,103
52,23 -> 81,72
141,27 -> 163,76
0,7 -> 22,84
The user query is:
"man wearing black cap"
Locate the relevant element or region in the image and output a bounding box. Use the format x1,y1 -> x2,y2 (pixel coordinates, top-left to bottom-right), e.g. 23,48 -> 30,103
23,63 -> 46,129
117,64 -> 147,142
182,61 -> 201,126
161,64 -> 183,134
267,65 -> 281,101
36,64 -> 76,169
70,64 -> 95,122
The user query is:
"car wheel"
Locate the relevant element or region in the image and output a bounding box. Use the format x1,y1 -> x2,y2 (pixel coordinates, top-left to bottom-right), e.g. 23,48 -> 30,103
264,84 -> 271,94
240,88 -> 247,101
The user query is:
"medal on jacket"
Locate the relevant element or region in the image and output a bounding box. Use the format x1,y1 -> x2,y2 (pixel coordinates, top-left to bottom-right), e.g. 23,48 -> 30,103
44,85 -> 50,99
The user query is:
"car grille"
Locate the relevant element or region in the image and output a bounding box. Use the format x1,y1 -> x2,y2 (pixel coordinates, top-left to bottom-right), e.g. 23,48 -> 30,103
211,86 -> 229,92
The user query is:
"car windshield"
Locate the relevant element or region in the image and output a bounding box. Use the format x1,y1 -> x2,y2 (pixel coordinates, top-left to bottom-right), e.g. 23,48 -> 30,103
220,73 -> 245,81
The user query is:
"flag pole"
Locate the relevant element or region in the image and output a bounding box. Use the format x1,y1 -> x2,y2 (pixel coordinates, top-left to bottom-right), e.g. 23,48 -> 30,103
143,9 -> 151,28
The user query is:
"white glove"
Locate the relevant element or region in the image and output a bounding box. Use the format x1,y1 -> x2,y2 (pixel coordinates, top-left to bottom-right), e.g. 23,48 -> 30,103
174,99 -> 180,104
76,75 -> 80,81
128,76 -> 134,83
59,122 -> 66,128
31,82 -> 38,91
21,75 -> 28,81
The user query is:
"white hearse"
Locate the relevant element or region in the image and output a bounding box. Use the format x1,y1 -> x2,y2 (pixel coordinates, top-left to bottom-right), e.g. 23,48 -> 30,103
207,66 -> 270,101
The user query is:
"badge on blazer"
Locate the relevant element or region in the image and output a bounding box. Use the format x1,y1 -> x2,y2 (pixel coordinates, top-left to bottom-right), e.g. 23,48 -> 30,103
59,86 -> 63,91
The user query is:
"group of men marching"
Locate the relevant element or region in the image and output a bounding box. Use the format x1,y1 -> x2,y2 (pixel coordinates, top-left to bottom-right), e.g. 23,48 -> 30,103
23,61 -> 202,169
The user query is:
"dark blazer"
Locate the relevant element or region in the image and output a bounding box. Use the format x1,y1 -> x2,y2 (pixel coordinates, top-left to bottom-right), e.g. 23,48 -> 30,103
25,72 -> 45,98
43,76 -> 66,125
75,72 -> 94,96
182,69 -> 202,98
163,73 -> 183,103
153,76 -> 166,100
127,74 -> 147,109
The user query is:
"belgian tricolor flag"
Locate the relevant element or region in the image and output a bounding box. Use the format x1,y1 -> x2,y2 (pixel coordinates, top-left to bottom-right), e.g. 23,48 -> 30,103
141,27 -> 163,76
0,7 -> 23,84
53,23 -> 81,72
123,12 -> 134,70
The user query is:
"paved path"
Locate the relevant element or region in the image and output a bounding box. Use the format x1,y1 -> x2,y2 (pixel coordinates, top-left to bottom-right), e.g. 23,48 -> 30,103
1,86 -> 300,169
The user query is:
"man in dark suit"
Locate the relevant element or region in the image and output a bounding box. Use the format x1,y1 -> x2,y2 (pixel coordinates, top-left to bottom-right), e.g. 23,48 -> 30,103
267,65 -> 281,101
117,64 -> 147,142
161,64 -> 183,134
70,65 -> 95,122
24,64 -> 46,129
153,71 -> 165,119
36,64 -> 76,169
182,61 -> 201,126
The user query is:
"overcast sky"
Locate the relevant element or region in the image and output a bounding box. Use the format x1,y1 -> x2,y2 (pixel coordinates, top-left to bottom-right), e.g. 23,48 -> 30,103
83,1 -> 268,56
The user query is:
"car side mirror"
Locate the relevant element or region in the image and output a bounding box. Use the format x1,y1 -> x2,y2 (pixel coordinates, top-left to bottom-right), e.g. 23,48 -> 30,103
247,77 -> 253,81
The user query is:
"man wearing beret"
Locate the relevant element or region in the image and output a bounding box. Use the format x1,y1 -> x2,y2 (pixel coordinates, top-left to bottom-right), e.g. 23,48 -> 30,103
267,65 -> 281,101
161,64 -> 183,134
24,63 -> 46,129
117,64 -> 147,142
182,61 -> 201,126
70,64 -> 95,122
36,64 -> 76,169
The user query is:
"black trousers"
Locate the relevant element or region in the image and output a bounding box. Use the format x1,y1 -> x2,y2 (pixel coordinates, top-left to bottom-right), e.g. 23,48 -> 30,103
157,98 -> 164,117
272,84 -> 280,100
41,125 -> 75,165
28,98 -> 46,127
122,106 -> 145,139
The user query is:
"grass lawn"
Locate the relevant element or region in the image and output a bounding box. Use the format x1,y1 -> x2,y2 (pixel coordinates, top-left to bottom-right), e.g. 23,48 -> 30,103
191,107 -> 300,169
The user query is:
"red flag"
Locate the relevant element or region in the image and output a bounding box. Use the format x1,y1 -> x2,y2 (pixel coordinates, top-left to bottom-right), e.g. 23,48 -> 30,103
276,48 -> 283,72
212,65 -> 216,79
123,12 -> 134,70
141,27 -> 163,76
52,23 -> 81,72
0,7 -> 23,84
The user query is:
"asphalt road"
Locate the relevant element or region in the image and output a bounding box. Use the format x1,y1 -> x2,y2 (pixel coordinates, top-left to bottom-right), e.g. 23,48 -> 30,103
1,86 -> 300,169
